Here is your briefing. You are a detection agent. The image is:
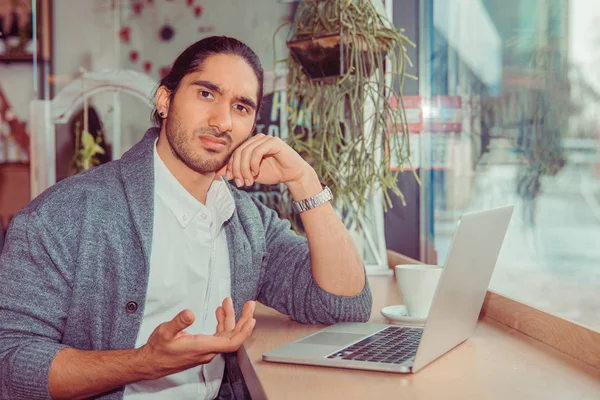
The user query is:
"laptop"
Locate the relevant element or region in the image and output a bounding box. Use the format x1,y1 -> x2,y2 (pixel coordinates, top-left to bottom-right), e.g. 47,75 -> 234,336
262,205 -> 514,373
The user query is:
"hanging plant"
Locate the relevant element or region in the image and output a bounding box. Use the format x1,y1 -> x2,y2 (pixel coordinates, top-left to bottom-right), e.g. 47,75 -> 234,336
280,0 -> 417,225
70,120 -> 107,174
68,105 -> 111,176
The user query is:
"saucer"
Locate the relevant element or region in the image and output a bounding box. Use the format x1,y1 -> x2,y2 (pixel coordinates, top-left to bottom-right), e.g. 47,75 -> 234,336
380,305 -> 427,327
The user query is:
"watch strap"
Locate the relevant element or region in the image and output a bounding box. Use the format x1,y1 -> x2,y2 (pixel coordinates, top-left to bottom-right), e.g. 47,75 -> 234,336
291,185 -> 333,213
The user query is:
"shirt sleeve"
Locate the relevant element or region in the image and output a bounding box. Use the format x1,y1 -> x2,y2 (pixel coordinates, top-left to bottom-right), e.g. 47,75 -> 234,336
251,198 -> 372,325
0,210 -> 72,400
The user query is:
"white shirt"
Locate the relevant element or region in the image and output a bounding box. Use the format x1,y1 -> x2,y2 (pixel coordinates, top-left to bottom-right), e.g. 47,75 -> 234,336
123,140 -> 235,399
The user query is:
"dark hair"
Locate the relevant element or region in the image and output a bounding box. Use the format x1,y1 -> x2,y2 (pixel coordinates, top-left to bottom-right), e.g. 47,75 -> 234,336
152,36 -> 264,127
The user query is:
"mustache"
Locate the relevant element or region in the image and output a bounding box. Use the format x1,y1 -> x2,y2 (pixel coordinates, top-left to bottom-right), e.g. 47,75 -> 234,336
196,128 -> 233,145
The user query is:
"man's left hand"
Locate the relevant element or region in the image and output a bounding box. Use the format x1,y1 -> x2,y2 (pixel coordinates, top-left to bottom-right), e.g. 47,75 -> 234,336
220,133 -> 315,189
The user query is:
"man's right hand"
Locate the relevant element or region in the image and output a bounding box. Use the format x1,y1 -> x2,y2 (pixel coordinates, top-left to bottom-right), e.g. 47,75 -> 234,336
138,297 -> 256,380
47,298 -> 255,399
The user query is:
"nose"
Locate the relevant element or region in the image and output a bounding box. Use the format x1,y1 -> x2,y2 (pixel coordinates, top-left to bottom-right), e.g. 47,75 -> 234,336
207,102 -> 233,133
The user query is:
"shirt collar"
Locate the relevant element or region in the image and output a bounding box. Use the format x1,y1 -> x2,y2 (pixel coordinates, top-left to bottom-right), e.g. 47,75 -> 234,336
153,139 -> 235,228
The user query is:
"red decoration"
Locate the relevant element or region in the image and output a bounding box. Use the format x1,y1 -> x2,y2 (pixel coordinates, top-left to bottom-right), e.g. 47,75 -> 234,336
143,61 -> 153,73
119,27 -> 131,44
132,2 -> 143,16
129,51 -> 139,63
159,66 -> 171,79
0,84 -> 30,158
187,0 -> 194,6
194,5 -> 203,18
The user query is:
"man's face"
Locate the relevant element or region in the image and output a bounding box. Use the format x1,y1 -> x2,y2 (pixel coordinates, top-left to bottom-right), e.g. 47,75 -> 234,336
159,53 -> 259,174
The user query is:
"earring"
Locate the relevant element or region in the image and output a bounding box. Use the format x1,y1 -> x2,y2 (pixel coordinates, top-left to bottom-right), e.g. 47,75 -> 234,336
159,111 -> 165,117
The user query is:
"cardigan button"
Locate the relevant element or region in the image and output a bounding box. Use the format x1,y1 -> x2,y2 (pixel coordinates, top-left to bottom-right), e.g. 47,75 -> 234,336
125,301 -> 138,314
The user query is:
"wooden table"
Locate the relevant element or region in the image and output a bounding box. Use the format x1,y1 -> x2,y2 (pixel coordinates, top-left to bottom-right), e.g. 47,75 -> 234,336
238,276 -> 600,400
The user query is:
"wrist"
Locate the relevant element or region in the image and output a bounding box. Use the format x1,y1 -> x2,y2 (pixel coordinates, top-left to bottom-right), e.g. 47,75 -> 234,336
134,345 -> 160,380
286,168 -> 322,201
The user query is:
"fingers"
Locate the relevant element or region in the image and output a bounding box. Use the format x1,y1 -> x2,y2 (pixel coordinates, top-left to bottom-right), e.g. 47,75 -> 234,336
214,299 -> 256,337
239,136 -> 273,184
201,315 -> 257,353
222,297 -> 236,332
226,316 -> 257,350
160,309 -> 195,341
215,306 -> 225,335
231,300 -> 256,329
229,134 -> 262,187
232,301 -> 256,335
245,316 -> 257,335
232,316 -> 256,340
240,300 -> 256,324
216,299 -> 255,335
229,134 -> 274,187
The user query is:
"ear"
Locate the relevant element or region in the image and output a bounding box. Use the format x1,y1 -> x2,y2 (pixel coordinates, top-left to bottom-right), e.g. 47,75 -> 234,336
155,86 -> 171,119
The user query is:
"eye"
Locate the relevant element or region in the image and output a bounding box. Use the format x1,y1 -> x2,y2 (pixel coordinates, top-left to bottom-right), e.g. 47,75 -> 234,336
234,104 -> 249,114
200,90 -> 213,99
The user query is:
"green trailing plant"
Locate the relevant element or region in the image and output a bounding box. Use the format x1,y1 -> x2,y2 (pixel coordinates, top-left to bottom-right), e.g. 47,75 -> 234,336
272,0 -> 418,227
70,121 -> 106,174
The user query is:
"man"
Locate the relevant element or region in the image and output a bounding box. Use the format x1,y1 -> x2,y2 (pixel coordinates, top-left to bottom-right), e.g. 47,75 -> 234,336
0,36 -> 372,400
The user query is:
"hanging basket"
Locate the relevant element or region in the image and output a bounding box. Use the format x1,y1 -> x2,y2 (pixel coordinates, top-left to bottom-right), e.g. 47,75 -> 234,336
286,33 -> 387,80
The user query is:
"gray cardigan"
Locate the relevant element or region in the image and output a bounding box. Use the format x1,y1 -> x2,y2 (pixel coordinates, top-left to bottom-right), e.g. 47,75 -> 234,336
0,128 -> 372,400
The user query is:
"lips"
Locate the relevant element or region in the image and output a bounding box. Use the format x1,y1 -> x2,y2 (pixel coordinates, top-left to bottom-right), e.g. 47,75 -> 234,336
198,135 -> 229,151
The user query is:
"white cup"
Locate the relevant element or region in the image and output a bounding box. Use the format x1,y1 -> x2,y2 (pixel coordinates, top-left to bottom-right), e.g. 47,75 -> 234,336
394,264 -> 443,318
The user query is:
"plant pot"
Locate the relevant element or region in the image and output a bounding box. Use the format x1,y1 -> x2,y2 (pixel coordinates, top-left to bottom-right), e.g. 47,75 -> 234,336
287,33 -> 386,80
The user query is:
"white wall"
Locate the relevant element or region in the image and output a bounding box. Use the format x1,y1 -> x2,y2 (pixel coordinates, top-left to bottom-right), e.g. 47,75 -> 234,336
117,0 -> 293,81
0,65 -> 34,122
52,0 -> 117,94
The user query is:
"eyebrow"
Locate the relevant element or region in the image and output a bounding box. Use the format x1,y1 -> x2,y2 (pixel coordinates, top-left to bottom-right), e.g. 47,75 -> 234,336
192,80 -> 258,111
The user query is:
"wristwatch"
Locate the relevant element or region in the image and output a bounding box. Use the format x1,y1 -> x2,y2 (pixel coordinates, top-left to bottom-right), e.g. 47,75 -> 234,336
291,185 -> 333,213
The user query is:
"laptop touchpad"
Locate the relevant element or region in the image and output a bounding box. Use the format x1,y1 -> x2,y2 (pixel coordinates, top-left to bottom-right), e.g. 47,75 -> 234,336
298,332 -> 365,346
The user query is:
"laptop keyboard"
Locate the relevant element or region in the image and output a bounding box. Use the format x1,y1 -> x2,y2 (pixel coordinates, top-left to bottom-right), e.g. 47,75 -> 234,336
326,326 -> 423,364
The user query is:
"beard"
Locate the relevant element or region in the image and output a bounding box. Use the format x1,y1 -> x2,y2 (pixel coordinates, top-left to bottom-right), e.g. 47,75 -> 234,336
164,111 -> 234,174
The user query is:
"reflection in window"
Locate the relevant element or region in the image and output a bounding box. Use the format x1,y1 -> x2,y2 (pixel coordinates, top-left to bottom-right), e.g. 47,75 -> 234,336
424,0 -> 600,331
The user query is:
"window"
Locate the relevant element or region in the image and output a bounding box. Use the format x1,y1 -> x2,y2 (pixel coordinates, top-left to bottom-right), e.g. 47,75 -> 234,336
419,0 -> 600,331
